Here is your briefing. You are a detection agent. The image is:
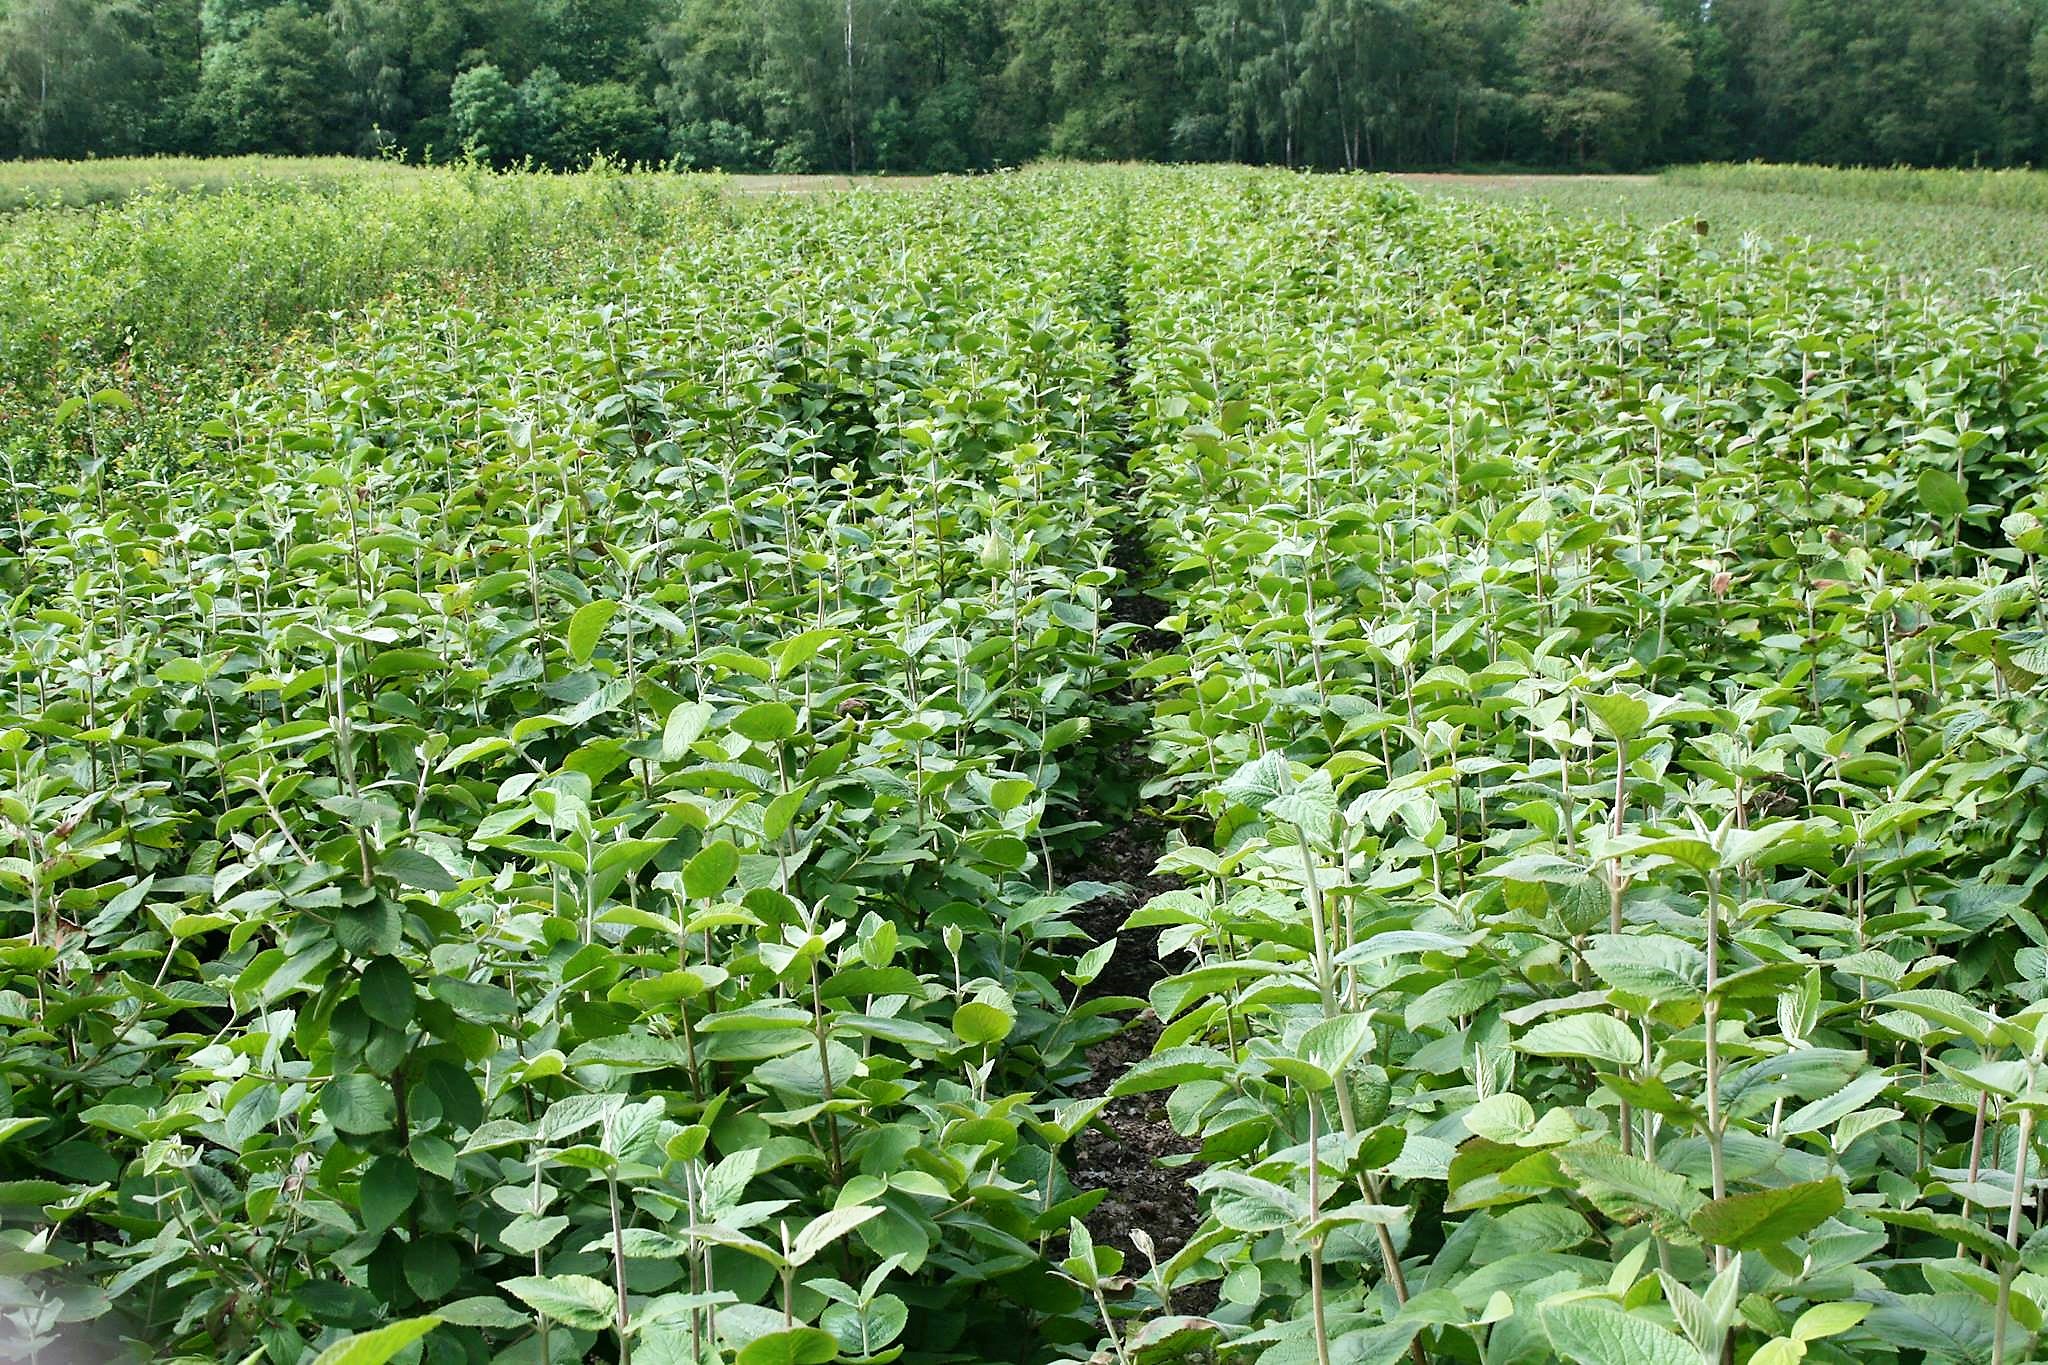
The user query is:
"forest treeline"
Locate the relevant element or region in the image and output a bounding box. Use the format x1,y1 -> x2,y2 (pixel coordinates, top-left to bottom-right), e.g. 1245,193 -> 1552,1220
5,0 -> 2048,174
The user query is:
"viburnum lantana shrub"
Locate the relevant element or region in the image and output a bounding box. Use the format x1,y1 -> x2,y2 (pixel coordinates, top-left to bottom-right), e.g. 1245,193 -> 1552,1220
8,166 -> 2048,1365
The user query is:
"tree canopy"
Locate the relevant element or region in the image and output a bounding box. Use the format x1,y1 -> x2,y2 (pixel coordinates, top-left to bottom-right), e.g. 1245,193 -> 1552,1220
3,0 -> 2047,171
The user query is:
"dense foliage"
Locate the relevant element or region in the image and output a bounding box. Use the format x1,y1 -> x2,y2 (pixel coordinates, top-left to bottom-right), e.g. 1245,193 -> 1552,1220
8,0 -> 2048,172
1661,166 -> 2048,213
1109,168 -> 2048,1365
1,167 -> 1147,1365
0,160 -> 713,495
0,155 -> 440,211
13,163 -> 2048,1365
1428,164 -> 2048,302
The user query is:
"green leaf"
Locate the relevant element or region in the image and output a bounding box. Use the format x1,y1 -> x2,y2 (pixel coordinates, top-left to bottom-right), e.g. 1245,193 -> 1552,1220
1515,1013 -> 1643,1067
1877,989 -> 2003,1047
660,700 -> 715,760
1068,938 -> 1117,986
682,840 -> 741,900
1270,784 -> 1337,839
439,736 -> 512,772
1062,1215 -> 1104,1283
359,956 -> 414,1029
1583,934 -> 1703,1003
324,794 -> 403,829
158,658 -> 210,685
1917,467 -> 1968,519
1792,1301 -> 1871,1342
1542,1301 -> 1696,1365
734,1328 -> 838,1365
0,1117 -> 46,1147
1864,1294 -> 1997,1360
1302,1012 -> 1376,1078
379,846 -> 457,892
1632,836 -> 1719,875
404,1238 -> 461,1300
334,900 -> 403,957
566,1034 -> 693,1072
308,1317 -> 442,1365
1584,692 -> 1650,741
775,628 -> 840,675
1108,1046 -> 1231,1097
1867,1207 -> 2019,1265
502,1273 -> 617,1331
502,1215 -> 569,1256
566,599 -> 620,665
1474,1203 -> 1592,1260
1218,752 -> 1291,809
1205,1170 -> 1307,1233
358,1153 -> 418,1236
0,1181 -> 70,1209
953,1001 -> 1015,1047
732,701 -> 799,743
1558,1146 -> 1705,1231
322,1073 -> 395,1135
562,678 -> 631,727
791,1205 -> 884,1266
1463,1094 -> 1538,1144
989,778 -> 1035,812
538,1092 -> 625,1142
1690,1178 -> 1844,1250
433,1298 -> 531,1330
428,975 -> 515,1022
1780,1070 -> 1891,1136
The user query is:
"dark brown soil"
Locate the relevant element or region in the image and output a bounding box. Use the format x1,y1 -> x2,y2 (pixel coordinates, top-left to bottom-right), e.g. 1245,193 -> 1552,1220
1052,269 -> 1219,1316
1072,1012 -> 1204,1266
1064,816 -> 1177,999
1055,818 -> 1217,1316
1105,519 -> 1173,652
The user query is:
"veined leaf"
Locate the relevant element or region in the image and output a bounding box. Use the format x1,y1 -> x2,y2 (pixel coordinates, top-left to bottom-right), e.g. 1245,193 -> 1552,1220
1515,1013 -> 1643,1067
502,1274 -> 617,1331
566,599 -> 620,665
308,1317 -> 442,1365
1690,1179 -> 1844,1250
1542,1300 -> 1695,1365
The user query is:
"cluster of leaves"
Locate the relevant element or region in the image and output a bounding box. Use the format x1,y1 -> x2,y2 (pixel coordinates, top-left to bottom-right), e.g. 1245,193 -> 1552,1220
0,157 -> 448,213
0,172 -> 1160,1363
1433,174 -> 2048,304
1100,170 -> 2048,1364
0,159 -> 727,486
1661,167 -> 2048,215
17,161 -> 2048,1365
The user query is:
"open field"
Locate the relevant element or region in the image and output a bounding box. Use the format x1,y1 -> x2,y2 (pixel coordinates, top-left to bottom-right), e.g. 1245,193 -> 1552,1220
1418,164 -> 2048,300
0,165 -> 727,487
6,163 -> 2048,1365
0,159 -> 941,214
0,156 -> 445,212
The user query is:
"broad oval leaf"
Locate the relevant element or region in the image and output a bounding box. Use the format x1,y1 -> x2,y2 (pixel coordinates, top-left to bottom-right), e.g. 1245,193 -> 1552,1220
1690,1178 -> 1844,1250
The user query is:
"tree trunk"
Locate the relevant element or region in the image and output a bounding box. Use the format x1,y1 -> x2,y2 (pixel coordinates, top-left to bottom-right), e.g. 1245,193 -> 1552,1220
844,0 -> 857,173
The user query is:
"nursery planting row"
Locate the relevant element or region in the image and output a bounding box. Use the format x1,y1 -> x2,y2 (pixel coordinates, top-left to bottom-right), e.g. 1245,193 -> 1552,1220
8,168 -> 2048,1365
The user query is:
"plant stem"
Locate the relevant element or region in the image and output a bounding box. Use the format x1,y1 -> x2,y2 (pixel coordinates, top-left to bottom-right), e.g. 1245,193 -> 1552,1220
1704,868 -> 1727,1260
1308,1097 -> 1333,1365
607,1170 -> 632,1365
1301,823 -> 1424,1363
